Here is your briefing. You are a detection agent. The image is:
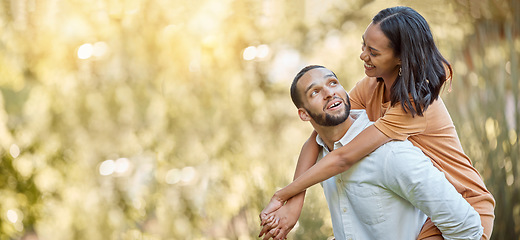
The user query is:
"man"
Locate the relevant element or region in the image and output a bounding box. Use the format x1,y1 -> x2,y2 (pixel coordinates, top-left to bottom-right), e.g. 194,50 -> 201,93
259,65 -> 483,240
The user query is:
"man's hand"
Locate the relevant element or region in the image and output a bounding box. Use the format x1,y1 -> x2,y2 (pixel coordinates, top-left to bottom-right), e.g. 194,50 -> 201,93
272,205 -> 300,240
259,196 -> 284,226
259,203 -> 300,240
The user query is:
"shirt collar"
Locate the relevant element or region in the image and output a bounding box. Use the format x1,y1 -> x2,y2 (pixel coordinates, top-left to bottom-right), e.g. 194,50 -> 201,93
315,110 -> 373,151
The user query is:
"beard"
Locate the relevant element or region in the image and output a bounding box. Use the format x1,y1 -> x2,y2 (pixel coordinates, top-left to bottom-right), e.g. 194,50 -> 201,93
305,98 -> 350,127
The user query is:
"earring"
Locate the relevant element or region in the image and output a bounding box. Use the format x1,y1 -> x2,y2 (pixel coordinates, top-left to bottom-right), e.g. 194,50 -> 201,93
398,67 -> 402,76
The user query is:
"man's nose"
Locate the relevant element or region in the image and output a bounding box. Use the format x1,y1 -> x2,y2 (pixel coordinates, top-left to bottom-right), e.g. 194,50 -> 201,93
323,87 -> 335,99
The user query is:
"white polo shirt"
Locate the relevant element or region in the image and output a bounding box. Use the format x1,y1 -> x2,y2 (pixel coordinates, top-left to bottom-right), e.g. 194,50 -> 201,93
317,110 -> 483,240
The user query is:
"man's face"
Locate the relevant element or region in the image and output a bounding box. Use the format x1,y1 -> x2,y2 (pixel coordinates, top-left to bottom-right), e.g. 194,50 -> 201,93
297,68 -> 350,126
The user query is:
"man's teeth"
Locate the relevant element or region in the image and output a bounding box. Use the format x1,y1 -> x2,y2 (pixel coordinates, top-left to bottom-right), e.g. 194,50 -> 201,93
329,102 -> 340,109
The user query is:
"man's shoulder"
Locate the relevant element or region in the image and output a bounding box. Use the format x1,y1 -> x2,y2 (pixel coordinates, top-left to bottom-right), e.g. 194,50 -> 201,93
365,140 -> 434,183
355,140 -> 417,166
349,109 -> 370,120
374,140 -> 426,160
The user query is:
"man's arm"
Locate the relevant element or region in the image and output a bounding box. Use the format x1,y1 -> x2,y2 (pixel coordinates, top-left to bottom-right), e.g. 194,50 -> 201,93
259,131 -> 320,239
384,143 -> 483,240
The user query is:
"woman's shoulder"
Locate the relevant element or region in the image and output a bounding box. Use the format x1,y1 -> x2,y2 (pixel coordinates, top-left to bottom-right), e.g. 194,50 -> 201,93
353,76 -> 381,92
357,76 -> 379,86
422,98 -> 454,124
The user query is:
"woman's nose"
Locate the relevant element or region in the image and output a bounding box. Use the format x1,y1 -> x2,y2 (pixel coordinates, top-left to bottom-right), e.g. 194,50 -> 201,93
360,50 -> 368,62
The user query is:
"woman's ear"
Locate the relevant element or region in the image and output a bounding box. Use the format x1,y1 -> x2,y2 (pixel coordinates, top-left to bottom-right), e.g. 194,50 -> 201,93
298,108 -> 311,121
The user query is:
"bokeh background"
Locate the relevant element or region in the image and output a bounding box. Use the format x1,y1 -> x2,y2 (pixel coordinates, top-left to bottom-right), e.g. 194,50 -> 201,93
0,0 -> 518,239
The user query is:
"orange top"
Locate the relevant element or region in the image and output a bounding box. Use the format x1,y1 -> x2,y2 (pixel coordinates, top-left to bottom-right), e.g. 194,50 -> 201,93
349,76 -> 495,216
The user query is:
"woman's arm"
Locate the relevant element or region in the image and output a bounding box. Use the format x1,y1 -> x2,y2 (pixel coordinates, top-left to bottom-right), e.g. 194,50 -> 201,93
273,124 -> 391,203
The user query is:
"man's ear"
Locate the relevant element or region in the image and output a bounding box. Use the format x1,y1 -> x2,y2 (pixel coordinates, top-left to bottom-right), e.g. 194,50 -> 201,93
298,108 -> 311,121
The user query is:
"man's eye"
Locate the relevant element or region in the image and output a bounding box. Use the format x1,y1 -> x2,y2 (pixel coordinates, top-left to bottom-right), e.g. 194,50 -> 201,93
311,91 -> 318,96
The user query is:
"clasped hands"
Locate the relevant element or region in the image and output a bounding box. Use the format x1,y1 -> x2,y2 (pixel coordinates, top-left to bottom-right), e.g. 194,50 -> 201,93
258,195 -> 300,240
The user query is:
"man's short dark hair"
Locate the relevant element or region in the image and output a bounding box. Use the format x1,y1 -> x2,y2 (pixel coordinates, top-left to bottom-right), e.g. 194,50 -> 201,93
291,65 -> 337,108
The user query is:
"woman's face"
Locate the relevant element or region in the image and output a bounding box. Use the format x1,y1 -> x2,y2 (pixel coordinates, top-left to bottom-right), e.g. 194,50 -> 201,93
360,22 -> 401,81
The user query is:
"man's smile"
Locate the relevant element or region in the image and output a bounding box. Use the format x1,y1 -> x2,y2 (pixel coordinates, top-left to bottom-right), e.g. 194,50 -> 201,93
325,98 -> 344,111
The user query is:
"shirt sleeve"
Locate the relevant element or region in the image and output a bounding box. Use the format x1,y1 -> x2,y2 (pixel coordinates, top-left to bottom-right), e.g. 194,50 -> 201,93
348,77 -> 368,110
382,143 -> 483,240
374,103 -> 427,141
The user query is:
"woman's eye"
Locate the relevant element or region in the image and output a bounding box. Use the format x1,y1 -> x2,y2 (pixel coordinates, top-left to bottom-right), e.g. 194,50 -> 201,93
311,91 -> 318,96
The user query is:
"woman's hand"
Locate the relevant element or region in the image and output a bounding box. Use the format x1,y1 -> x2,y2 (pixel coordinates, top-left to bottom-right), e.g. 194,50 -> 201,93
259,194 -> 285,226
259,199 -> 302,240
260,204 -> 301,240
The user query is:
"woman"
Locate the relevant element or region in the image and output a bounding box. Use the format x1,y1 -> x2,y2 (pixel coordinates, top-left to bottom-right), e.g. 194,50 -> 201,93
260,6 -> 494,240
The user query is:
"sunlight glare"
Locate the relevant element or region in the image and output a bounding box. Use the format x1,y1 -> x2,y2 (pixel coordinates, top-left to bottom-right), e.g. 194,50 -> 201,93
510,129 -> 517,145
7,209 -> 18,223
78,43 -> 93,59
10,144 -> 20,158
99,160 -> 116,176
180,166 -> 196,183
256,44 -> 270,59
115,158 -> 130,174
243,46 -> 257,61
165,168 -> 181,184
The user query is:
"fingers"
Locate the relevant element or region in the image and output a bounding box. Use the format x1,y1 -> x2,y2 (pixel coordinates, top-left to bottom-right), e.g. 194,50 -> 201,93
258,224 -> 269,238
270,217 -> 279,228
261,213 -> 278,226
260,212 -> 275,226
259,212 -> 268,225
274,226 -> 290,240
259,217 -> 279,237
262,227 -> 280,240
260,214 -> 270,226
261,198 -> 284,220
274,220 -> 295,240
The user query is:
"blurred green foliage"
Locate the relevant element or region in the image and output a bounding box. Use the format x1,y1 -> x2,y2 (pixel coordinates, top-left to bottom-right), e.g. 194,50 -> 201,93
0,0 -> 518,239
